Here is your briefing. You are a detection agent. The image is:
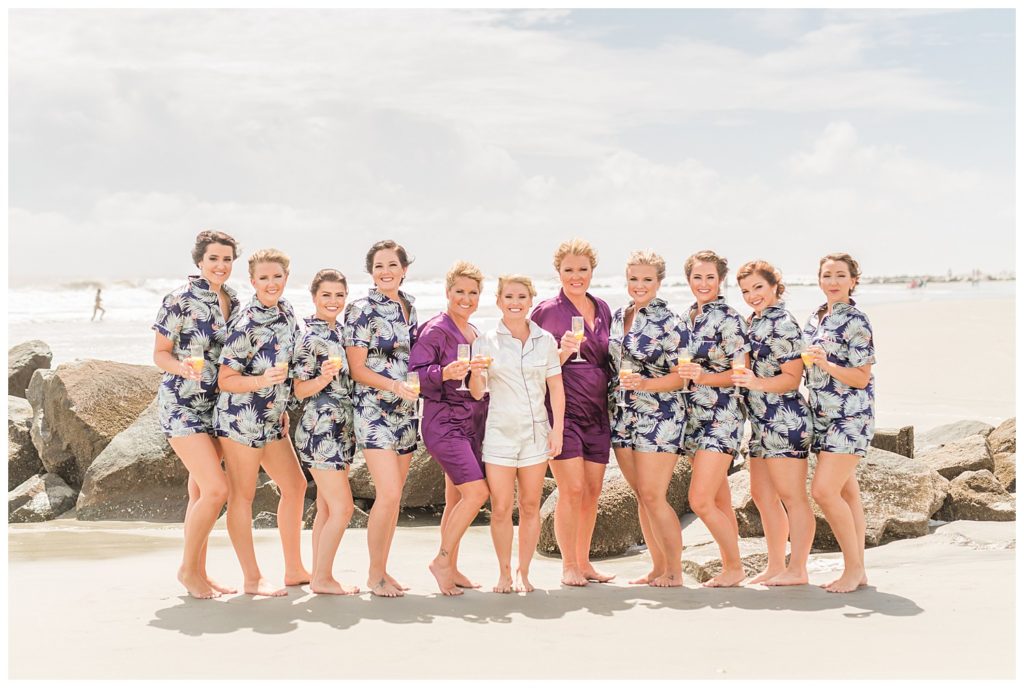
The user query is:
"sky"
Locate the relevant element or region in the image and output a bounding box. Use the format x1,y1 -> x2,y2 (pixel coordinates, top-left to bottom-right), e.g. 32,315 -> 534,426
8,8 -> 1016,284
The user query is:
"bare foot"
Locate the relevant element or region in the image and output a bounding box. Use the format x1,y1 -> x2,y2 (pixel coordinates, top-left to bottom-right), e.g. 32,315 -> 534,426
368,576 -> 404,598
310,578 -> 360,595
178,569 -> 220,599
515,569 -> 535,593
453,571 -> 481,589
650,572 -> 684,588
749,568 -> 784,585
284,569 -> 312,586
205,576 -> 237,595
493,573 -> 514,594
702,567 -> 746,588
581,566 -> 616,583
629,570 -> 663,585
822,569 -> 867,593
428,558 -> 463,596
385,573 -> 410,591
243,578 -> 288,597
561,567 -> 589,587
764,570 -> 809,587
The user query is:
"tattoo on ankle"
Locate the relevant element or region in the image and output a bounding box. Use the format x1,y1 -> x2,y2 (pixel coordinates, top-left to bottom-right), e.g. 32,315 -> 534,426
439,548 -> 449,558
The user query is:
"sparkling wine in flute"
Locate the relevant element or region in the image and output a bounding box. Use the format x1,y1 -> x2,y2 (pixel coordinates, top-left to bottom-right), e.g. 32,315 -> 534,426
456,344 -> 471,391
730,352 -> 746,400
185,342 -> 205,376
327,342 -> 343,369
800,351 -> 814,369
617,360 -> 633,408
571,316 -> 586,362
677,349 -> 693,394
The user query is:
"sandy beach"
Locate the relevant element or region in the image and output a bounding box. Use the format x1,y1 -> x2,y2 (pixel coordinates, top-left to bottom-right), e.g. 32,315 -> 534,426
8,514 -> 1015,680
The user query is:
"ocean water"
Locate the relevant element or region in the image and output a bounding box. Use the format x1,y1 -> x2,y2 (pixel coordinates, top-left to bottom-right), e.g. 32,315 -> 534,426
8,277 -> 1015,367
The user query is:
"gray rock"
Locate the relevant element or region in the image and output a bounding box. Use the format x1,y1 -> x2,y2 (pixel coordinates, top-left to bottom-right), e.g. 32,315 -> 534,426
8,340 -> 52,399
916,420 -> 994,452
8,396 -> 42,489
681,537 -> 781,584
28,360 -> 162,488
871,426 -> 914,458
729,448 -> 949,550
347,443 -> 445,508
916,435 -> 994,480
253,511 -> 278,529
28,369 -> 77,487
667,458 -> 692,516
987,418 -> 1016,456
993,452 -> 1015,493
538,475 -> 644,558
252,473 -> 281,518
9,473 -> 77,523
936,470 -> 1016,522
75,399 -> 189,522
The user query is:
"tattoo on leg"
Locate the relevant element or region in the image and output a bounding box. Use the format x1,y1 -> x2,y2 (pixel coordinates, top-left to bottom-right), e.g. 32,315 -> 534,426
439,548 -> 449,558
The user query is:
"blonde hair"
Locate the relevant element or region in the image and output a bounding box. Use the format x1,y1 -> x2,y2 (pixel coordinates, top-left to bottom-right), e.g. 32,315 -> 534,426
496,274 -> 537,297
819,252 -> 862,295
248,248 -> 290,277
684,250 -> 728,279
626,250 -> 666,281
553,238 -> 598,271
736,260 -> 786,297
445,260 -> 484,291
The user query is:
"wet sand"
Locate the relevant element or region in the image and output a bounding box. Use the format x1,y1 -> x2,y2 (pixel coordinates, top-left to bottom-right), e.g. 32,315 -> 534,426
8,517 -> 1015,679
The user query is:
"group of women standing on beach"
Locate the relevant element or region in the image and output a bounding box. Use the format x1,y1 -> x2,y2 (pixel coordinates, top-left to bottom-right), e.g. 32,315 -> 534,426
153,231 -> 875,601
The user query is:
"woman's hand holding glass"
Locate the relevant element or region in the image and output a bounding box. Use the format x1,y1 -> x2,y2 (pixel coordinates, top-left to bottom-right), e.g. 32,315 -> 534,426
676,361 -> 704,386
731,367 -> 759,391
559,330 -> 584,356
804,345 -> 829,368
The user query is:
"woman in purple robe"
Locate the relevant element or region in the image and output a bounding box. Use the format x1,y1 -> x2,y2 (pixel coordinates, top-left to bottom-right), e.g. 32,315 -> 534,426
530,238 -> 615,586
409,261 -> 491,596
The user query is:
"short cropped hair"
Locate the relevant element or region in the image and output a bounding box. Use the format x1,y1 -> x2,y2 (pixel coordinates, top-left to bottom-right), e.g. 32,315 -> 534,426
445,260 -> 484,291
553,238 -> 598,271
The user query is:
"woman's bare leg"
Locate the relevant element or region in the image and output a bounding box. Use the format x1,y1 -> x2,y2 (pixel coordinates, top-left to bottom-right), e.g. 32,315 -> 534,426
634,452 -> 683,587
169,434 -> 230,599
382,451 -> 413,591
514,461 -> 550,592
765,458 -> 815,586
223,440 -> 285,596
689,450 -> 745,587
309,469 -> 359,595
748,457 -> 789,584
615,447 -> 665,584
484,464 -> 517,593
547,458 -> 587,586
578,460 -> 614,582
260,437 -> 310,586
364,449 -> 406,597
442,475 -> 480,588
811,452 -> 865,593
428,479 -> 490,596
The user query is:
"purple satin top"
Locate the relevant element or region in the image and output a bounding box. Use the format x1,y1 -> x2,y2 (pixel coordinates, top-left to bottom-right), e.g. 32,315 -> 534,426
530,289 -> 612,430
408,312 -> 489,449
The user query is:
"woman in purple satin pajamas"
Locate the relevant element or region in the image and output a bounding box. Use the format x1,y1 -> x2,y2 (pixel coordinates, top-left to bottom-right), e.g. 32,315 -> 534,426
530,238 -> 615,587
409,261 -> 491,596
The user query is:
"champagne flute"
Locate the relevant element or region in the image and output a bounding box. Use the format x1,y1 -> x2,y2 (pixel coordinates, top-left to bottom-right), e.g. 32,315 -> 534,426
327,341 -> 343,370
185,341 -> 205,379
571,316 -> 585,362
274,352 -> 289,383
473,341 -> 493,394
800,349 -> 814,370
676,348 -> 693,395
617,359 -> 633,408
406,371 -> 422,420
456,343 -> 471,391
730,351 -> 746,401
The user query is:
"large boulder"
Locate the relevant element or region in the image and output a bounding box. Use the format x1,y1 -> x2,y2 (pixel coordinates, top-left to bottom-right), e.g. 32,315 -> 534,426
729,448 -> 949,550
936,470 -> 1016,522
8,396 -> 42,489
916,420 -> 993,452
252,473 -> 282,517
29,360 -> 162,488
681,537 -> 779,583
987,418 -> 1016,456
9,473 -> 77,523
75,400 -> 189,521
538,474 -> 644,558
993,453 -> 1015,493
667,458 -> 693,515
28,369 -> 77,487
871,426 -> 914,458
347,444 -> 446,508
8,340 -> 52,399
916,435 -> 994,480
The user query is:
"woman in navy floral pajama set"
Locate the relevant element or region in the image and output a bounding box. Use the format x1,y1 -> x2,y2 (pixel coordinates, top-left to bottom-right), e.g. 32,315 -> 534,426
732,261 -> 815,588
803,253 -> 876,594
152,231 -> 240,600
675,250 -> 750,588
216,248 -> 310,597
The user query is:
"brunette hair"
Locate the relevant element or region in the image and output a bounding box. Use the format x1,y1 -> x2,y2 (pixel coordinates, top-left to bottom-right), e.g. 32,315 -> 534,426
191,230 -> 239,266
819,252 -> 862,295
626,250 -> 666,281
445,261 -> 484,291
553,238 -> 598,271
309,269 -> 348,296
247,248 -> 290,277
365,239 -> 413,274
684,250 -> 728,279
736,260 -> 786,297
496,274 -> 537,298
